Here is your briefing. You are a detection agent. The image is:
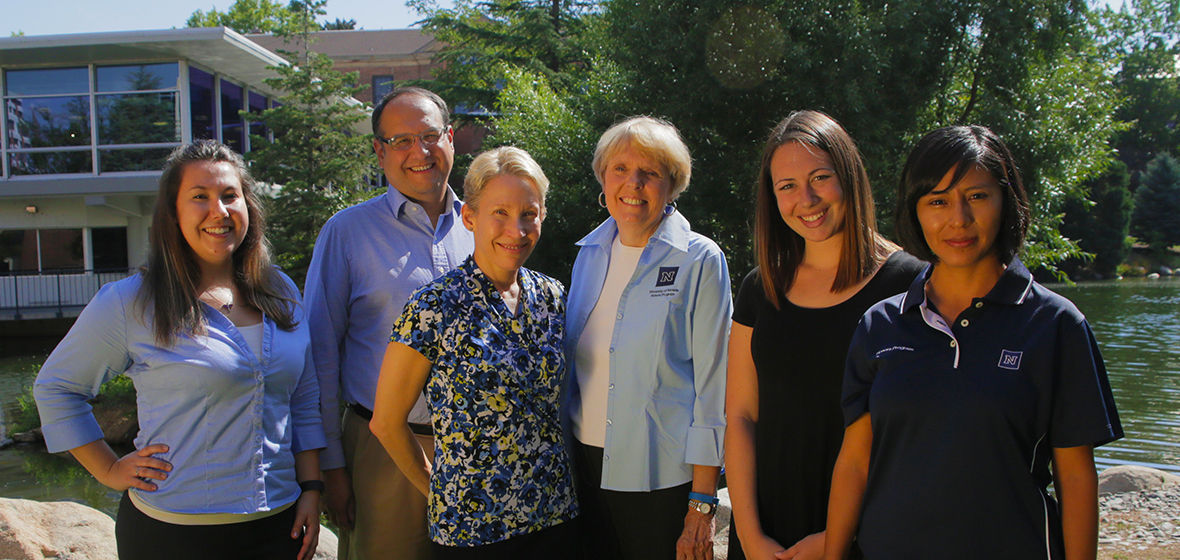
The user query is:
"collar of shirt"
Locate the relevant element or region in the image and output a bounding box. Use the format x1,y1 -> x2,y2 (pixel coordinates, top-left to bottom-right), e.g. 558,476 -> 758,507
384,184 -> 464,226
900,257 -> 1034,314
575,210 -> 692,253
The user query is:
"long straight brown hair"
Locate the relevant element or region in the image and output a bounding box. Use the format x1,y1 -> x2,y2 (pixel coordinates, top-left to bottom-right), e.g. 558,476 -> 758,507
138,141 -> 297,347
753,111 -> 894,309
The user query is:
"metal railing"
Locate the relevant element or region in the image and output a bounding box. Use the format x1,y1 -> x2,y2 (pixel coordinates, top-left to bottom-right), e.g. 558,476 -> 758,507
0,268 -> 136,319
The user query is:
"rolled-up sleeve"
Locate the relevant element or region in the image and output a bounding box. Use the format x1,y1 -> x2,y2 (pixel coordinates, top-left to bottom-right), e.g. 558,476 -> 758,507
684,246 -> 732,467
305,219 -> 352,469
34,282 -> 132,453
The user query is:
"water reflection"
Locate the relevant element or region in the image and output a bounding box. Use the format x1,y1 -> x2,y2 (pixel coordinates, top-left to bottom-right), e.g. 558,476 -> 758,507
1050,277 -> 1180,473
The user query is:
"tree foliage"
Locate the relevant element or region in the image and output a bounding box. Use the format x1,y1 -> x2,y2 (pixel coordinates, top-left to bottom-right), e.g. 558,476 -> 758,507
1096,0 -> 1180,187
408,0 -> 597,124
243,0 -> 379,286
412,0 -> 1124,282
1060,160 -> 1133,276
1132,152 -> 1180,251
187,0 -> 346,34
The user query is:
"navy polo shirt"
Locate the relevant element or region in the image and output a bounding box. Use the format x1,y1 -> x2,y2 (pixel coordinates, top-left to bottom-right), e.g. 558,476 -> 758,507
843,258 -> 1122,560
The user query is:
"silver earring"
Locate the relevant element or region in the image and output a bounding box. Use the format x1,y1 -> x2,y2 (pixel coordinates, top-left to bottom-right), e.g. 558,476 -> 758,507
664,200 -> 677,216
599,192 -> 608,208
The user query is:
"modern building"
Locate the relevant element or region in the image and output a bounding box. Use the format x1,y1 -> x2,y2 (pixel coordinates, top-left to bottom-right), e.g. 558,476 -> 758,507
0,27 -> 292,319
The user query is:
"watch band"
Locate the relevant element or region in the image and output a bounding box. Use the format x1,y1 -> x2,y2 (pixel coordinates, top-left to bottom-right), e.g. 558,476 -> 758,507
299,480 -> 325,493
688,498 -> 716,517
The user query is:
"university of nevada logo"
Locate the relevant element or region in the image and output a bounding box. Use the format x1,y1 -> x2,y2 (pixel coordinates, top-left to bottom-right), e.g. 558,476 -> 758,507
656,266 -> 679,287
998,349 -> 1023,370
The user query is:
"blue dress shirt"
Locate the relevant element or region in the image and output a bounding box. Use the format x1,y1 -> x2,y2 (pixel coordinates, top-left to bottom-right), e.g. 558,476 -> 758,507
563,211 -> 732,491
34,272 -> 326,515
304,186 -> 473,469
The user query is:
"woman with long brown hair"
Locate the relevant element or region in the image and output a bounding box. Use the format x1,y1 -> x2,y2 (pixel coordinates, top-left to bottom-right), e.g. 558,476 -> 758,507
726,111 -> 923,560
34,140 -> 324,560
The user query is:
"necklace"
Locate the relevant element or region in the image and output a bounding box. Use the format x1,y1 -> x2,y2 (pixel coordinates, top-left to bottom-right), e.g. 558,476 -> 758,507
203,290 -> 234,313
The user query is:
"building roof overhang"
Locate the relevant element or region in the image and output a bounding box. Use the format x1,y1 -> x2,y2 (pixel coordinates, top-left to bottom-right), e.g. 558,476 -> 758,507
0,27 -> 289,97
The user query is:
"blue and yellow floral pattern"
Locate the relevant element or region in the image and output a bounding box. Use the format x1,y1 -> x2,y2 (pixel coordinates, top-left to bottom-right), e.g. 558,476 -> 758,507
391,257 -> 578,546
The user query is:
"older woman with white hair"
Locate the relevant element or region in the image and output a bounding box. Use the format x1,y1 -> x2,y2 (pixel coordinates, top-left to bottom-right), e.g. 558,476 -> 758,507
564,116 -> 733,560
370,146 -> 578,560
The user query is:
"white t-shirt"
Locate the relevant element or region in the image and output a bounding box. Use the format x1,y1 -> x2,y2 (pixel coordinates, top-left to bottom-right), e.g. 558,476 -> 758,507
572,235 -> 644,447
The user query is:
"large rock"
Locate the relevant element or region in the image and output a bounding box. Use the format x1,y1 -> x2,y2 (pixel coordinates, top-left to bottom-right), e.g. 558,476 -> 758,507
0,498 -> 116,560
714,488 -> 732,560
1098,465 -> 1180,495
315,524 -> 339,560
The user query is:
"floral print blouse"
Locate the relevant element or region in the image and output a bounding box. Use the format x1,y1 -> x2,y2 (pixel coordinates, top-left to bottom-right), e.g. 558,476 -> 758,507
391,257 -> 578,547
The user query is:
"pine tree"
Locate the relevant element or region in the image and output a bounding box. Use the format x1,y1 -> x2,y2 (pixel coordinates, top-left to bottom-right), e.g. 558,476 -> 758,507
1132,152 -> 1180,251
244,0 -> 378,287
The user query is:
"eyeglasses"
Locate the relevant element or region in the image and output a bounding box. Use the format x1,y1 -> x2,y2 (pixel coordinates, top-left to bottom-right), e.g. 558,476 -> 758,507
375,127 -> 449,151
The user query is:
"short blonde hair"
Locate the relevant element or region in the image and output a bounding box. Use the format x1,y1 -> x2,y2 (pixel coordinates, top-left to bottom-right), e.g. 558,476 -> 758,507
592,116 -> 692,200
463,146 -> 550,212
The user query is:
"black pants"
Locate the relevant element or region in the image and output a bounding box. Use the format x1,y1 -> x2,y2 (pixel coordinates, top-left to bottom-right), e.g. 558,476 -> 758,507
573,440 -> 692,560
431,519 -> 578,560
116,492 -> 303,560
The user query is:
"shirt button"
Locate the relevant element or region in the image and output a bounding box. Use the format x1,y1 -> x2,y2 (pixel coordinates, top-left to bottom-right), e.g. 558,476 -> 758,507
960,319 -> 969,327
974,302 -> 983,308
608,384 -> 615,390
609,348 -> 614,353
603,455 -> 609,461
606,419 -> 612,426
616,313 -> 623,320
950,340 -> 957,348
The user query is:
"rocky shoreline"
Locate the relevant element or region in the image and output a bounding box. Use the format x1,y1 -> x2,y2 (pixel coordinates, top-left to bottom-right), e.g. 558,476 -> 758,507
1098,480 -> 1180,560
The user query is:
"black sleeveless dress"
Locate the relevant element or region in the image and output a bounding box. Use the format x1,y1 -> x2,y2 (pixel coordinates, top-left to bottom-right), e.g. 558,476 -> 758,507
727,251 -> 925,560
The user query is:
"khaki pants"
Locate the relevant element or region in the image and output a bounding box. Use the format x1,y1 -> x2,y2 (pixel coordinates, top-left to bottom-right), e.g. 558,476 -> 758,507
337,407 -> 434,560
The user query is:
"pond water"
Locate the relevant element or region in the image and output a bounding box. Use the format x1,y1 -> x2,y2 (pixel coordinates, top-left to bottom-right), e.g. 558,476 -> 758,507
0,277 -> 1176,515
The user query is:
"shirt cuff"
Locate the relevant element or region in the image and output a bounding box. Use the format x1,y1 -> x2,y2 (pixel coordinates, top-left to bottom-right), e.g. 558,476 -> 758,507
41,413 -> 105,454
684,425 -> 724,467
320,438 -> 346,470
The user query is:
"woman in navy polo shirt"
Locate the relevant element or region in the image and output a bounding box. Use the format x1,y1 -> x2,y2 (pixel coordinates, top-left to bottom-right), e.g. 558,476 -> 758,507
34,141 -> 324,560
824,126 -> 1122,560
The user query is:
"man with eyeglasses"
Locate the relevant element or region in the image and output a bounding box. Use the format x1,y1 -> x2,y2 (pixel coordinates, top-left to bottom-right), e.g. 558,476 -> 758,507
305,87 -> 474,560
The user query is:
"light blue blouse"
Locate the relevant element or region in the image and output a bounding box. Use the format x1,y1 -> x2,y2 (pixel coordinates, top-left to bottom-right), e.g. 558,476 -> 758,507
34,273 -> 326,515
563,211 -> 732,491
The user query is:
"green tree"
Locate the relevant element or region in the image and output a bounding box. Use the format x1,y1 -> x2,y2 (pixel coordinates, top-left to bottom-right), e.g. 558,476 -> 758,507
1060,160 -> 1133,277
186,0 -> 331,34
1131,152 -> 1180,251
245,0 -> 379,286
1096,0 -> 1180,187
409,0 -> 597,125
416,0 -> 1122,281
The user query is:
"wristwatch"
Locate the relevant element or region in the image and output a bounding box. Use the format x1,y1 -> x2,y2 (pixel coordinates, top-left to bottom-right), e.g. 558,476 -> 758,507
688,492 -> 719,516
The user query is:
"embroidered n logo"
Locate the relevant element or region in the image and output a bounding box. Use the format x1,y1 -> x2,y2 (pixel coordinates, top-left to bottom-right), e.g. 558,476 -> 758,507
998,349 -> 1023,370
656,267 -> 679,287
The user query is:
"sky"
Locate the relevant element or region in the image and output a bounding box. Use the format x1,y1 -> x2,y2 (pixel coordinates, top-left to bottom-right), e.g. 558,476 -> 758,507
2,0 -> 455,37
2,0 -> 1130,37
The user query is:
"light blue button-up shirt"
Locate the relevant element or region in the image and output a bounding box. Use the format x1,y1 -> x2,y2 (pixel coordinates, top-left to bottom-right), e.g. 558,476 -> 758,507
563,211 -> 732,491
34,272 -> 325,514
304,186 -> 473,469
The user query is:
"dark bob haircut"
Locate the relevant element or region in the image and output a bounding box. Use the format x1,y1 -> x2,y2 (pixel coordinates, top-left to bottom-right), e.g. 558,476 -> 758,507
895,125 -> 1030,265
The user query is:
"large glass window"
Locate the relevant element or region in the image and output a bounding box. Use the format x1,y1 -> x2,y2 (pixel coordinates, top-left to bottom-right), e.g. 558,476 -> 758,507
373,75 -> 394,102
0,229 -> 84,271
2,63 -> 181,176
220,79 -> 244,154
91,227 -> 129,269
248,90 -> 269,147
189,67 -> 216,141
